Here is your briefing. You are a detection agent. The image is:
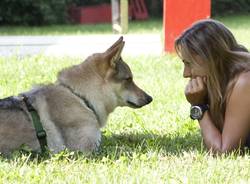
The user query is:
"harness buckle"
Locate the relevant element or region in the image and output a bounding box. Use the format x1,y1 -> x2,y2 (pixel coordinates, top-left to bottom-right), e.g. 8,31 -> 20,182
36,130 -> 47,139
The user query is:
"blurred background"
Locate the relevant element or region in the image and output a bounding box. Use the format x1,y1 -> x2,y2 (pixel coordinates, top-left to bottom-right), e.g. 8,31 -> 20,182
0,0 -> 249,26
0,0 -> 249,57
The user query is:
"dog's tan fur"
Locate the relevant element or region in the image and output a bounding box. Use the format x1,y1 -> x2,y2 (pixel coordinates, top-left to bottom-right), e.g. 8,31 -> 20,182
0,37 -> 152,155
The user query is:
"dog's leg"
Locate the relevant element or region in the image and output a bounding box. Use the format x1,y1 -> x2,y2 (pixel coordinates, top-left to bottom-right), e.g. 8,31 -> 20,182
80,126 -> 101,153
65,124 -> 101,154
35,97 -> 66,153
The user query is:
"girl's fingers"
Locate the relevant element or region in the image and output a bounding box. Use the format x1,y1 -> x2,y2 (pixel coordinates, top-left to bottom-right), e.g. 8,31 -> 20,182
185,80 -> 193,94
185,77 -> 208,104
202,76 -> 207,84
191,78 -> 199,90
196,77 -> 205,89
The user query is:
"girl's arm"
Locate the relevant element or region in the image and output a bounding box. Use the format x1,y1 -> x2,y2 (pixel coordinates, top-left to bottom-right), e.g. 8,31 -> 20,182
186,74 -> 250,153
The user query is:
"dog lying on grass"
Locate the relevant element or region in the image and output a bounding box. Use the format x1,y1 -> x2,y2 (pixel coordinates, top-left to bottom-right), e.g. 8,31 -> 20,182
0,36 -> 152,155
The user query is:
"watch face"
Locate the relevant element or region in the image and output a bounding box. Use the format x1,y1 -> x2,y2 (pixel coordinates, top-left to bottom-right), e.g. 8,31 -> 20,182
190,106 -> 203,120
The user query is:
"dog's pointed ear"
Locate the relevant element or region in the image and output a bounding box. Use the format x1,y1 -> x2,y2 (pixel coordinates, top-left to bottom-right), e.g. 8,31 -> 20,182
105,36 -> 125,68
106,36 -> 123,53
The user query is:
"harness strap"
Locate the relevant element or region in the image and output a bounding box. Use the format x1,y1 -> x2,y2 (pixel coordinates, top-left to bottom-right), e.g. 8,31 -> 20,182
22,95 -> 48,152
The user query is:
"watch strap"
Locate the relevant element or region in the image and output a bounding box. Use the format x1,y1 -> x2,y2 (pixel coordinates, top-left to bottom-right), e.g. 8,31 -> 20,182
197,104 -> 209,113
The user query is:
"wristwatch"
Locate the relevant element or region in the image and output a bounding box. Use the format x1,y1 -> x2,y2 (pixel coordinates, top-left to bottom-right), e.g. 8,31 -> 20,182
190,104 -> 209,120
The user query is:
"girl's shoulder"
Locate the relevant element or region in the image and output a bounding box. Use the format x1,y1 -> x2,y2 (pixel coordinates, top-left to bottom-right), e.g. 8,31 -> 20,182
233,71 -> 250,91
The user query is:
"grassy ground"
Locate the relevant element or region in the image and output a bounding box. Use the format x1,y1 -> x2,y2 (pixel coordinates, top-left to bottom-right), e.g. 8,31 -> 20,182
0,54 -> 250,183
0,14 -> 250,183
0,19 -> 161,35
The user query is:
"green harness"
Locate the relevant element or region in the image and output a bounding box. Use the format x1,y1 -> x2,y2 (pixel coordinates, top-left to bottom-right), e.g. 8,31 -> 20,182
0,95 -> 47,152
22,95 -> 47,152
21,84 -> 98,153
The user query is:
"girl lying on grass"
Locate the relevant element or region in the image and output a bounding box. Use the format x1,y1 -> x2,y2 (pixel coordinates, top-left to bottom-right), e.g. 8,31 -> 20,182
175,19 -> 250,153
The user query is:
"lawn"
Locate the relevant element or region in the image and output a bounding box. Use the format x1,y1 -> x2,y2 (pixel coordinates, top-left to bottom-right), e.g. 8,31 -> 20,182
0,14 -> 250,183
0,19 -> 161,35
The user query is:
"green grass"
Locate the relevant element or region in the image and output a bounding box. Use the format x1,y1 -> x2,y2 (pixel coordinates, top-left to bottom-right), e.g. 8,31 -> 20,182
0,19 -> 162,35
0,54 -> 250,183
0,14 -> 250,183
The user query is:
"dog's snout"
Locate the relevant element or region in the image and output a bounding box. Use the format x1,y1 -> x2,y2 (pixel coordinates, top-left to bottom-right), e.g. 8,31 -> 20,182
145,94 -> 153,104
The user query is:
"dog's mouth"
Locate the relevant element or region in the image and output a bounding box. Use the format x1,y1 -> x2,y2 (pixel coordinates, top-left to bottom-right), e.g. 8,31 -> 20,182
126,101 -> 142,108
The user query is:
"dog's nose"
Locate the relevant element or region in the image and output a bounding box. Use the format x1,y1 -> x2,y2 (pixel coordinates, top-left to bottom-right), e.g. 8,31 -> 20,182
145,94 -> 153,104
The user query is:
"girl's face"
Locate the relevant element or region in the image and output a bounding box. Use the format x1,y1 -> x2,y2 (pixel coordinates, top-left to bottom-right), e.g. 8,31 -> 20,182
182,55 -> 208,79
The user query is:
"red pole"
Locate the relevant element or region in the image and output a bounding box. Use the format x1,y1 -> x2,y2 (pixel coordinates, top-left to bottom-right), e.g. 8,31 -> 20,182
163,0 -> 211,53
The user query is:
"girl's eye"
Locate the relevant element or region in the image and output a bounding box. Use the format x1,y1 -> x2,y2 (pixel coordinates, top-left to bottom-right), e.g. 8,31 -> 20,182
124,77 -> 132,82
183,60 -> 191,67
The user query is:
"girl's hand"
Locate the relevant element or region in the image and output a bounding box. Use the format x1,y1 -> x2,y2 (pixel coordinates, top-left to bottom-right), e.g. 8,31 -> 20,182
185,76 -> 208,105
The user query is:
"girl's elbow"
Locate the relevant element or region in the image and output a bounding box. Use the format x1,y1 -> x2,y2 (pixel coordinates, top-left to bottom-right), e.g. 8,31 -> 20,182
212,143 -> 238,154
205,141 -> 231,154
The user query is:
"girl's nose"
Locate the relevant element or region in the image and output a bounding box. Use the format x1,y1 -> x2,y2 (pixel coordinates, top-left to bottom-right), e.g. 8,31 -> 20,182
183,67 -> 191,78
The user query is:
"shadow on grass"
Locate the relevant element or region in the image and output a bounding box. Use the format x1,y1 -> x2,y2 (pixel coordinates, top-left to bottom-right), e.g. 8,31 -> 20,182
2,131 -> 250,163
96,131 -> 203,158
1,131 -> 203,162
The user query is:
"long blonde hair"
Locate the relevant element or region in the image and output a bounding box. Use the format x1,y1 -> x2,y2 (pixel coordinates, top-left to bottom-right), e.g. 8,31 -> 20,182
175,19 -> 250,129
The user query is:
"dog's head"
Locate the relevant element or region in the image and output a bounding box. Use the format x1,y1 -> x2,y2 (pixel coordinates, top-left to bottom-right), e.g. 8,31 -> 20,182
58,37 -> 152,110
92,36 -> 153,108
